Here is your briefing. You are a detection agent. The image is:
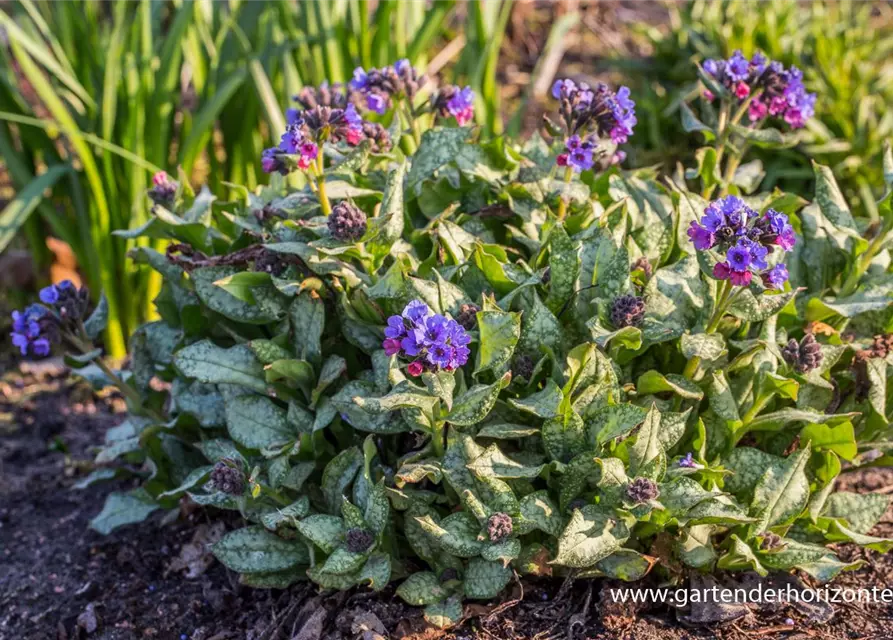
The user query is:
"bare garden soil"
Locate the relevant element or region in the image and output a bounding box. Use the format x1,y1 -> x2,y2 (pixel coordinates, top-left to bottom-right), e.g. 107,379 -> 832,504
1,365 -> 892,640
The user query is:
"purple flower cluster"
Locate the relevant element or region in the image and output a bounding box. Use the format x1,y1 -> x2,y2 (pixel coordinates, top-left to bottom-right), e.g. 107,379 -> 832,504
702,51 -> 816,129
350,59 -> 427,115
382,301 -> 471,374
556,135 -> 597,172
434,85 -> 475,126
687,196 -> 793,289
550,78 -> 637,144
11,304 -> 52,357
261,100 -> 367,175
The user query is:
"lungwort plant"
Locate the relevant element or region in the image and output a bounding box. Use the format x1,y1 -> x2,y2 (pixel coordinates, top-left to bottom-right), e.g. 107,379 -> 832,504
12,57 -> 893,626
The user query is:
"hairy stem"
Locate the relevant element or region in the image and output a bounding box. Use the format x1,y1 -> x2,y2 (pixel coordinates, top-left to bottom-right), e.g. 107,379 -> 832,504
315,152 -> 332,215
557,165 -> 574,221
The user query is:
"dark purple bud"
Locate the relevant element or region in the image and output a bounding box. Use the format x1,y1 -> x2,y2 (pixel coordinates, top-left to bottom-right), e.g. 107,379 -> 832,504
253,248 -> 288,277
782,333 -> 823,374
759,532 -> 783,550
327,201 -> 367,242
512,355 -> 535,381
631,256 -> 652,280
626,477 -> 659,504
439,567 -> 460,583
210,460 -> 245,496
610,294 -> 645,329
456,303 -> 480,330
345,528 -> 375,553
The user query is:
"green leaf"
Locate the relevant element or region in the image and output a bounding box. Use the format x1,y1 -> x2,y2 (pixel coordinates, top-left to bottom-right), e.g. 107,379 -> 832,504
517,490 -> 563,537
84,293 -> 109,341
225,395 -> 295,450
446,373 -> 511,427
213,271 -> 272,304
173,341 -> 266,393
463,558 -> 513,600
750,448 -> 810,532
396,572 -> 449,606
823,492 -> 890,535
357,552 -> 392,591
680,333 -> 726,362
723,448 -> 782,498
0,164 -> 69,254
474,307 -> 522,375
800,422 -> 857,461
289,293 -> 325,364
192,266 -> 286,324
588,403 -> 648,445
467,444 -> 545,479
545,224 -> 580,314
542,407 -> 586,463
476,423 -> 540,439
295,514 -> 345,554
424,596 -> 463,629
321,546 -> 369,576
212,526 -> 309,573
637,370 -> 704,400
551,505 -> 628,568
507,379 -> 563,418
728,288 -> 798,322
322,447 -> 363,513
90,488 -> 159,535
642,256 -> 708,344
366,160 -> 406,259
416,512 -> 485,558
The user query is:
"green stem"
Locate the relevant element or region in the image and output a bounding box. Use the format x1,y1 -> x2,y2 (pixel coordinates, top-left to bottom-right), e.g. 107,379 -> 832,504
682,280 -> 734,380
71,324 -> 165,423
405,100 -> 422,147
315,151 -> 332,215
557,165 -> 574,221
432,421 -> 446,458
740,391 -> 775,426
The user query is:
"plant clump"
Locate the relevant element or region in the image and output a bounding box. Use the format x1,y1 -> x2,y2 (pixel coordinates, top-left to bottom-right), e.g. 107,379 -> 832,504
10,53 -> 893,631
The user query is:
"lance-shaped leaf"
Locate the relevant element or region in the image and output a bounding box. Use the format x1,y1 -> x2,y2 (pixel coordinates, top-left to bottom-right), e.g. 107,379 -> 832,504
192,266 -> 287,323
322,448 -> 364,513
290,293 -> 325,364
728,287 -> 798,322
474,306 -> 522,375
587,403 -> 648,445
476,423 -> 540,439
542,406 -> 586,463
508,379 -> 563,418
680,333 -> 726,362
717,534 -> 766,576
747,408 -> 859,433
750,448 -> 810,532
822,492 -> 891,535
558,456 -> 628,511
551,506 -> 628,568
482,537 -> 521,565
584,549 -> 657,581
212,526 -> 309,573
630,404 -> 663,475
637,370 -> 704,400
463,558 -> 513,600
545,223 -> 580,314
424,596 -> 463,629
517,491 -> 563,537
800,422 -> 857,461
174,341 -> 266,393
321,547 -> 368,576
446,372 -> 511,427
416,512 -> 486,558
467,444 -> 545,479
90,489 -> 160,535
366,160 -> 406,259
295,514 -> 345,554
395,461 -> 443,487
396,572 -> 449,606
225,395 -> 296,450
357,552 -> 391,591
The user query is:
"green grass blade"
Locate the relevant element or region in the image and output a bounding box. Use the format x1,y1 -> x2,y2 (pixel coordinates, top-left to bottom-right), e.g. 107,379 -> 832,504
180,68 -> 249,171
0,164 -> 70,254
0,8 -> 95,110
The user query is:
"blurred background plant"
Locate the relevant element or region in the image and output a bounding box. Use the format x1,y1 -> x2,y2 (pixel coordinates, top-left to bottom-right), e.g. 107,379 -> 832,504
620,0 -> 893,219
1,0 -> 891,358
0,0 -> 524,356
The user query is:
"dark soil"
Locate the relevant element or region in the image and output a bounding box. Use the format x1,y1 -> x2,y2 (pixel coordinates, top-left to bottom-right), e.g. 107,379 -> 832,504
3,364 -> 893,640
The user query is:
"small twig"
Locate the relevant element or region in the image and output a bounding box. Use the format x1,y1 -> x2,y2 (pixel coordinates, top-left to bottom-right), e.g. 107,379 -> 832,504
484,570 -> 524,622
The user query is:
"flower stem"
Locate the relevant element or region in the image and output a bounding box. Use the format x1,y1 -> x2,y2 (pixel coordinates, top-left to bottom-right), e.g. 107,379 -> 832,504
740,390 -> 774,426
71,323 -> 165,423
557,165 -> 574,221
432,421 -> 446,458
315,151 -> 332,215
682,280 -> 734,380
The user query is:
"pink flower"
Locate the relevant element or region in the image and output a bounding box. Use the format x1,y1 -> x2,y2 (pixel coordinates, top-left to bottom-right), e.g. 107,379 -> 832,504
556,153 -> 568,167
735,82 -> 750,99
730,269 -> 752,286
713,262 -> 732,280
453,106 -> 474,126
346,127 -> 363,145
383,338 -> 402,356
703,89 -> 715,102
407,361 -> 424,376
749,99 -> 768,122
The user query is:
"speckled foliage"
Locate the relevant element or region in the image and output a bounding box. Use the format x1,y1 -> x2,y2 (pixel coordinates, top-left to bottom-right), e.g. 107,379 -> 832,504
53,62 -> 893,631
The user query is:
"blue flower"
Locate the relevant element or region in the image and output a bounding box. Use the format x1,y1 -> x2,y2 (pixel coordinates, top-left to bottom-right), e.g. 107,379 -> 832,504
10,304 -> 52,357
761,263 -> 789,290
678,452 -> 698,468
366,93 -> 388,115
402,300 -> 431,324
350,67 -> 368,90
279,124 -> 304,154
382,300 -> 471,372
726,50 -> 750,82
39,285 -> 59,305
727,241 -> 753,271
